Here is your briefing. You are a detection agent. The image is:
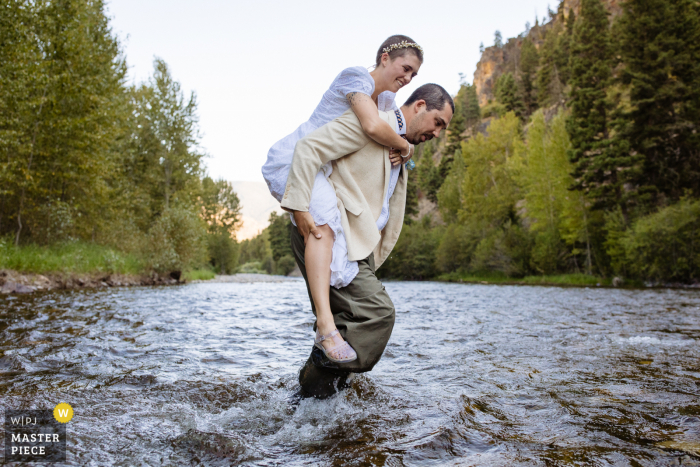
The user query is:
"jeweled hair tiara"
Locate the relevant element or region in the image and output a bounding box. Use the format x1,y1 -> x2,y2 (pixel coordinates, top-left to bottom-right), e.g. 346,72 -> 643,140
382,40 -> 423,55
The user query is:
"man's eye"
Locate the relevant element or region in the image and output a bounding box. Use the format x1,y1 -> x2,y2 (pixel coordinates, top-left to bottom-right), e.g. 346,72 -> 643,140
403,66 -> 409,72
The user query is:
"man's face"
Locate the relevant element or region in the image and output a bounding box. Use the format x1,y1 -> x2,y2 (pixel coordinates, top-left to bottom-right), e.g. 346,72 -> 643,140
405,101 -> 453,145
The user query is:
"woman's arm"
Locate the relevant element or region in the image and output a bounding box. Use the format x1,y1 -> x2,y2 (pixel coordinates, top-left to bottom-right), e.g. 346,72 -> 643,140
347,92 -> 413,164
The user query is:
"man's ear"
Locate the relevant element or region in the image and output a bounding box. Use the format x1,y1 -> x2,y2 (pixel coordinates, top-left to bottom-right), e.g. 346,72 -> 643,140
413,99 -> 426,113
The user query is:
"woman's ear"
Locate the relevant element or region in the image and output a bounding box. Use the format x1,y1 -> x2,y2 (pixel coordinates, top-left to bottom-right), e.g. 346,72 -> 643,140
381,52 -> 390,67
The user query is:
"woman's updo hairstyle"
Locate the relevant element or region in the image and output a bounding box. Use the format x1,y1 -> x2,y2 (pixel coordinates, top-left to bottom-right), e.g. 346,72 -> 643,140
375,34 -> 424,67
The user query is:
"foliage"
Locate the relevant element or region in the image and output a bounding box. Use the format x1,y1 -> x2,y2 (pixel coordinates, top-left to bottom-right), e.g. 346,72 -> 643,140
416,142 -> 441,203
0,237 -> 143,274
378,216 -> 444,280
0,0 -> 128,244
267,212 -> 293,261
619,198 -> 700,282
183,267 -> 216,281
146,207 -> 207,273
459,112 -> 523,227
495,73 -> 525,118
0,2 -> 243,276
566,0 -> 624,210
613,0 -> 700,206
519,37 -> 540,114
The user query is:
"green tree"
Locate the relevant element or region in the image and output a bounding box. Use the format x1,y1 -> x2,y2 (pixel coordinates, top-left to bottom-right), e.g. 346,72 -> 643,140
614,0 -> 700,205
267,212 -> 293,262
131,58 -> 204,216
0,0 -> 128,244
519,110 -> 593,273
416,142 -> 441,203
201,177 -> 241,237
201,177 -> 241,273
459,112 -> 523,227
536,20 -> 571,107
566,0 -> 620,210
462,84 -> 481,127
495,73 -> 526,118
519,37 -> 540,115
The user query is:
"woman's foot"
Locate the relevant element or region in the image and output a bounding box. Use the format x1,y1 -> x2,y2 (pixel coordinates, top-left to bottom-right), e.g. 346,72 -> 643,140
314,329 -> 357,363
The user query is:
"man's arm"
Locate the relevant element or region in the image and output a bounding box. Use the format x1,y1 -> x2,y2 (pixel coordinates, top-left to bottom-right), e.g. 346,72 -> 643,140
280,109 -> 370,213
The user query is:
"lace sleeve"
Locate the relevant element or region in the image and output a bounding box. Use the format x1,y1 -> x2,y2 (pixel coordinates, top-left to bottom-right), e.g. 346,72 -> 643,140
377,91 -> 398,111
334,66 -> 374,98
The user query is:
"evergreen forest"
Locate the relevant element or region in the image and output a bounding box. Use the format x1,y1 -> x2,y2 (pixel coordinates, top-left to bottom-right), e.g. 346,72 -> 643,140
377,0 -> 700,285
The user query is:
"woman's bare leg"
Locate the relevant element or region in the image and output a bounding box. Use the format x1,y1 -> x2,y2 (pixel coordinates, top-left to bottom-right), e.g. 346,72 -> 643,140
305,224 -> 345,350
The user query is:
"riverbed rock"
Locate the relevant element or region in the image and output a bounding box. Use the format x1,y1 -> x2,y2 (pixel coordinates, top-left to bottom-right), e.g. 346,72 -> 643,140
1,282 -> 36,294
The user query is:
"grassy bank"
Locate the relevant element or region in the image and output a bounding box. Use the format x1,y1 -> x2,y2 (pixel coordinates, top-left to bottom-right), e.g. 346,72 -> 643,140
437,272 -> 615,287
0,239 -> 145,274
182,268 -> 216,281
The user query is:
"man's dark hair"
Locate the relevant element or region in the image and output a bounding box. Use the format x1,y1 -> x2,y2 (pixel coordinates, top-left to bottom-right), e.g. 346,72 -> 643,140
403,84 -> 455,114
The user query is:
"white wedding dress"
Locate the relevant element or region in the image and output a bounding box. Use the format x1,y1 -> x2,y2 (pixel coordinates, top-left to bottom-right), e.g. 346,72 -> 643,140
262,66 -> 399,288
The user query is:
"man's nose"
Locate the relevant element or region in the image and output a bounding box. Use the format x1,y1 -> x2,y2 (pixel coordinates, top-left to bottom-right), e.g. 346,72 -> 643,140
433,128 -> 441,138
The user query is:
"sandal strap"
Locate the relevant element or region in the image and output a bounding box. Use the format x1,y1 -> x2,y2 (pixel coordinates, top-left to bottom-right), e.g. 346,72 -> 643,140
315,328 -> 339,343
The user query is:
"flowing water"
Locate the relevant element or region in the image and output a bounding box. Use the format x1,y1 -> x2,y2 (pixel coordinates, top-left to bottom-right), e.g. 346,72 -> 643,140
1,280 -> 699,466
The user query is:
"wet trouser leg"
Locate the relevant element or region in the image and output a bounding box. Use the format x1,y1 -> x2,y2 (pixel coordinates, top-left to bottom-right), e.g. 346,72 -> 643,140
290,226 -> 395,398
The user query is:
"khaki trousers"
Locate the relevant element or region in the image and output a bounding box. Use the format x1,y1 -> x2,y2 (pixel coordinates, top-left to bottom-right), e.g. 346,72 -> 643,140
291,226 -> 395,387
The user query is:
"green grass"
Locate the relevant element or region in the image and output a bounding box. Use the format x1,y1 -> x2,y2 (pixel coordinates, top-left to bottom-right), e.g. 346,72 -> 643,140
437,271 -> 611,287
0,238 -> 144,274
182,268 -> 216,281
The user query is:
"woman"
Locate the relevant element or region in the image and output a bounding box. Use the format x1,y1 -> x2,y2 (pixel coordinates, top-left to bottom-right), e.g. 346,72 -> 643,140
262,35 -> 423,363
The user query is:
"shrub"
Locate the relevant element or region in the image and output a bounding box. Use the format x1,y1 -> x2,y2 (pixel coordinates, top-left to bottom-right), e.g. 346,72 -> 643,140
147,207 -> 207,273
378,216 -> 444,280
621,198 -> 700,282
471,221 -> 532,277
275,254 -> 296,276
207,231 -> 239,274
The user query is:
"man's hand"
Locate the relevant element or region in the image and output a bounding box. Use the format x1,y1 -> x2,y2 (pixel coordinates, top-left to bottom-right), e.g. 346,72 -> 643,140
293,211 -> 321,245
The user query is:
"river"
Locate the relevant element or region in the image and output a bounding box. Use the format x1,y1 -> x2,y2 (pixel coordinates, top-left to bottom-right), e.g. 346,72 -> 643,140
1,280 -> 699,466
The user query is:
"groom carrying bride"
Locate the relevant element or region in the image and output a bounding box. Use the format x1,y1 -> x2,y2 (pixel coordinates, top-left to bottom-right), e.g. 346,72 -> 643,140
281,84 -> 454,397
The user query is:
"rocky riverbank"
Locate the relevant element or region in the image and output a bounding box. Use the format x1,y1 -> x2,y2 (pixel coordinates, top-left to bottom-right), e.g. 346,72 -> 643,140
0,269 -> 183,294
0,270 -> 302,294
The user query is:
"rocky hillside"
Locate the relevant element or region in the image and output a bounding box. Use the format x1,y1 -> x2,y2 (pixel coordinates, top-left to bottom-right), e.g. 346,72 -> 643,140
473,0 -> 622,106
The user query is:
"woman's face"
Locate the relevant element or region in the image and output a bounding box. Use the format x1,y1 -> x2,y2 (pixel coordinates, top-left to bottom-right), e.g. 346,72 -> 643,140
382,53 -> 422,93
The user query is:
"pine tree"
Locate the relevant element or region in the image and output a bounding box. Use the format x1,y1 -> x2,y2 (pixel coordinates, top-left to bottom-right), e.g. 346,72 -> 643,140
495,73 -> 526,118
494,30 -> 503,48
416,142 -> 441,203
463,84 -> 481,127
614,0 -> 700,205
566,0 -> 619,210
536,20 -> 572,107
519,37 -> 540,115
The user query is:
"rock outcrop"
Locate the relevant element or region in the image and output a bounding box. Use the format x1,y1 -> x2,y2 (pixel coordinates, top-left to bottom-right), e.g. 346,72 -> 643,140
473,0 -> 623,107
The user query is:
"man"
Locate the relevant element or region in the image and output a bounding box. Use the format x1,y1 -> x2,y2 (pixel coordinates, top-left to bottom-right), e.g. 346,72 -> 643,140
281,84 -> 454,398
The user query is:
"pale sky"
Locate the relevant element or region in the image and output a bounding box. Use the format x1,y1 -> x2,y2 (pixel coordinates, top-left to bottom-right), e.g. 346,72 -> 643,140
107,0 -> 554,184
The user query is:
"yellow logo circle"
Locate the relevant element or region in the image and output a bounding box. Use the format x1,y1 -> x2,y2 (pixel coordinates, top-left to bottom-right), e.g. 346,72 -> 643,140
53,403 -> 73,423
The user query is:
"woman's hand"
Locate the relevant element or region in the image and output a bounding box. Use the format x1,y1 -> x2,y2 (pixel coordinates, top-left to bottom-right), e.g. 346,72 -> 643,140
293,211 -> 321,245
389,140 -> 414,166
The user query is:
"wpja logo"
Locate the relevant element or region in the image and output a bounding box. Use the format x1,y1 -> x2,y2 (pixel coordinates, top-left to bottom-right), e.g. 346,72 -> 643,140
4,403 -> 71,463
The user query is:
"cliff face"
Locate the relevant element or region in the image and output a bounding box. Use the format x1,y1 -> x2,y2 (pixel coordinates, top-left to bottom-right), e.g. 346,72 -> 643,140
473,0 -> 622,107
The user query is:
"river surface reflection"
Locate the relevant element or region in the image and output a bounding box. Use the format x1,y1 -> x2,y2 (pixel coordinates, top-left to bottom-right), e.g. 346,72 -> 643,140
1,281 -> 699,465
